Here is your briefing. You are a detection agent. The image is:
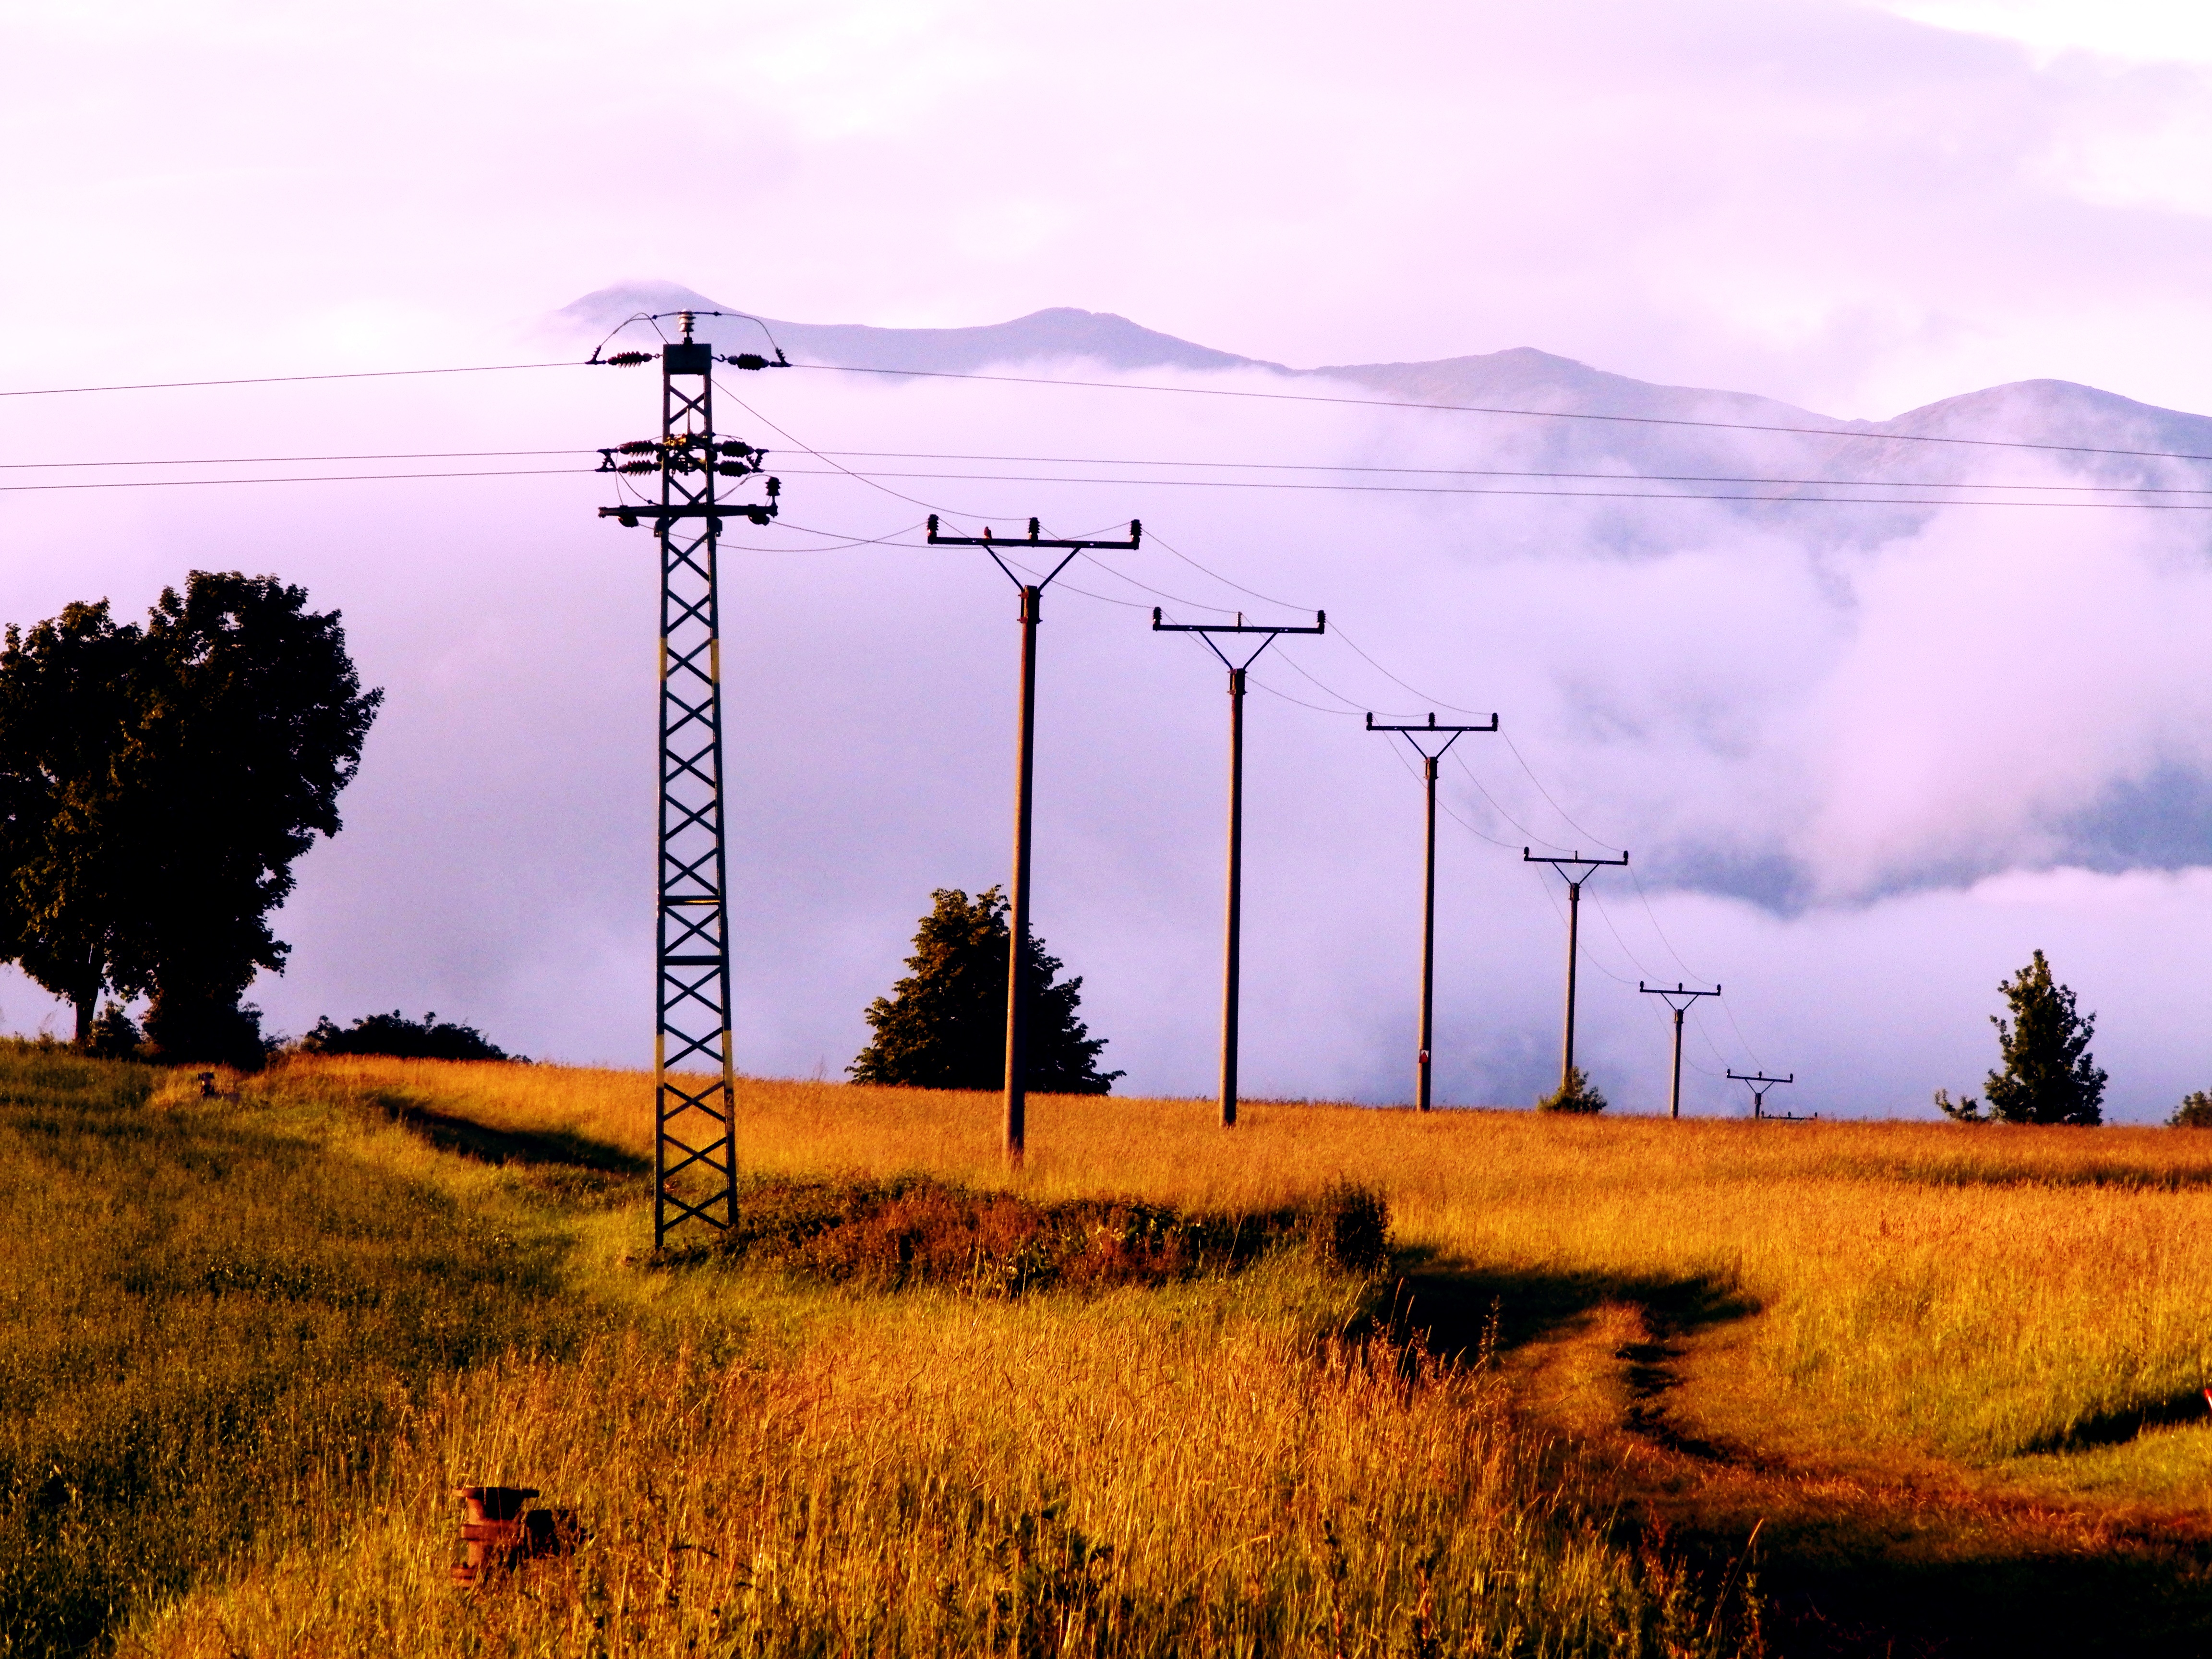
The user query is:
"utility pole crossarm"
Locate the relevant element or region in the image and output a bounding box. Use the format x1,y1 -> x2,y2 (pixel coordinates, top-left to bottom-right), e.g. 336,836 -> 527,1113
1152,609 -> 1326,637
1364,709 -> 1502,1112
1640,981 -> 1721,1121
1523,848 -> 1630,871
926,515 -> 1142,550
1727,1068 -> 1797,1121
1365,711 -> 1498,735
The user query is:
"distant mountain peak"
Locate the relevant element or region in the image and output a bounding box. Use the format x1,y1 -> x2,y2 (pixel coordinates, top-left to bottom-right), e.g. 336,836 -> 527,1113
542,283 -> 2212,445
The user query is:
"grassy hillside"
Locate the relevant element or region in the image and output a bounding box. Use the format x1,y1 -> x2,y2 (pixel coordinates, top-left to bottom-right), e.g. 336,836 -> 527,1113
3,1051 -> 1755,1658
12,1052 -> 2212,1654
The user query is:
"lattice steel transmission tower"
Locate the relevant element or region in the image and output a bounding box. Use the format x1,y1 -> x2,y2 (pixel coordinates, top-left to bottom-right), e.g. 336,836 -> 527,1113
595,311 -> 785,1245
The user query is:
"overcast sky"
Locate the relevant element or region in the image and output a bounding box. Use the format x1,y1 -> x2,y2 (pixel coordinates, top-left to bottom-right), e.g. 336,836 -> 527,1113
4,1 -> 2211,1118
8,0 -> 2212,417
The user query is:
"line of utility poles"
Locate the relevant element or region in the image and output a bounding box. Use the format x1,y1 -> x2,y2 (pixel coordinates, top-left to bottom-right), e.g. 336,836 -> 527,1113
926,515 -> 1142,1165
1153,608 -> 1325,1128
592,334 -> 1787,1209
1366,712 -> 1497,1110
1638,980 -> 1721,1119
1523,850 -> 1628,1098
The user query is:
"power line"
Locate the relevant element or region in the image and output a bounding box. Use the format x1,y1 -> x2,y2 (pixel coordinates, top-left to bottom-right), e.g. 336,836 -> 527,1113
772,465 -> 2212,510
793,360 -> 2212,467
0,447 -> 594,471
28,455 -> 2212,511
13,346 -> 2212,472
787,448 -> 2212,497
0,465 -> 591,493
0,361 -> 580,399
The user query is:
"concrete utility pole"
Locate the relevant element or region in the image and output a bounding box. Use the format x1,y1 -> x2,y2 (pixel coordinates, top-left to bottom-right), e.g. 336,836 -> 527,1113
594,309 -> 786,1248
926,515 -> 1141,1166
1639,980 -> 1721,1119
1365,711 -> 1498,1110
1523,849 -> 1629,1097
1153,609 -> 1326,1128
1727,1069 -> 1796,1120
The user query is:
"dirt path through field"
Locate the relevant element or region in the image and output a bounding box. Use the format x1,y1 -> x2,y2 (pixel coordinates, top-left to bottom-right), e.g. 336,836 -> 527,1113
1397,1268 -> 2212,1658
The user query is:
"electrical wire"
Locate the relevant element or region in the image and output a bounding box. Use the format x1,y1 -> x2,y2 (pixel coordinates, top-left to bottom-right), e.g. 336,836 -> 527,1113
0,447 -> 596,471
1446,750 -> 1566,852
714,376 -> 1027,524
0,361 -> 581,399
1501,733 -> 1624,854
792,359 -> 2212,468
0,465 -> 590,493
795,447 -> 2212,497
769,463 -> 2212,510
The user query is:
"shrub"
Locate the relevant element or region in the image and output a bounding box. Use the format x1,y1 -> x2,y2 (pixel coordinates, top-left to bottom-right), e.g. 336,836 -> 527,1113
86,1000 -> 143,1059
1536,1066 -> 1607,1115
672,1175 -> 1391,1293
2170,1091 -> 2212,1129
300,1010 -> 515,1061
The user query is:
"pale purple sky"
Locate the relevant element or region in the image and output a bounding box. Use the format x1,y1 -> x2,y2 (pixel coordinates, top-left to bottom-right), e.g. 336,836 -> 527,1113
5,1 -> 2211,418
4,2 -> 2212,1118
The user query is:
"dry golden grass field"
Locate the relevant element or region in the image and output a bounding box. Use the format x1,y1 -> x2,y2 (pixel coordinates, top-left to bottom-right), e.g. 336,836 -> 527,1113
13,1049 -> 2212,1656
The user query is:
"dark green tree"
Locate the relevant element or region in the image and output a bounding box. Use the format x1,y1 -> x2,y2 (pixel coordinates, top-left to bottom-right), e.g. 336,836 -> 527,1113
0,573 -> 381,1065
0,601 -> 146,1043
1934,950 -> 2106,1126
2169,1091 -> 2212,1129
850,886 -> 1121,1093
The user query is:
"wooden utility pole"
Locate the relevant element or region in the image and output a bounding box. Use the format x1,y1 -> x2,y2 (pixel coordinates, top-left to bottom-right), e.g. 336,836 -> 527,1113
1153,609 -> 1325,1127
1639,980 -> 1721,1118
1366,712 -> 1498,1110
927,515 -> 1141,1165
1524,850 -> 1629,1096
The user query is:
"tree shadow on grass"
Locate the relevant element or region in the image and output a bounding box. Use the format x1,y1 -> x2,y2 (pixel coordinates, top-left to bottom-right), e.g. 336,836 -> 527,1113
1385,1250 -> 2212,1655
1380,1251 -> 1759,1365
2021,1384 -> 2212,1453
1722,1519 -> 2212,1659
371,1095 -> 649,1176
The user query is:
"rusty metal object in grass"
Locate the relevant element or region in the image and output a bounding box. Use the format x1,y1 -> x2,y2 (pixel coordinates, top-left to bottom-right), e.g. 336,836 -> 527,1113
450,1486 -> 581,1587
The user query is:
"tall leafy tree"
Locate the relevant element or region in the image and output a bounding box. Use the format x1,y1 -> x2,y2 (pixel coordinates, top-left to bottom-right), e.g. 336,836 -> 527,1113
851,887 -> 1121,1093
0,601 -> 147,1041
1935,949 -> 2106,1126
0,573 -> 381,1062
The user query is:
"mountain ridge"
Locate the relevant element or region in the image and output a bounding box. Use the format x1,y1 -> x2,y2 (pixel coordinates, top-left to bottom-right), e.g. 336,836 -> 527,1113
547,280 -> 2212,459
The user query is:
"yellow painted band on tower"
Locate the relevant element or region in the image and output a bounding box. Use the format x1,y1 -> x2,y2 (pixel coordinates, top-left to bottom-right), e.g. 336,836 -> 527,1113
659,637 -> 668,682
655,1033 -> 666,1072
710,637 -> 720,684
